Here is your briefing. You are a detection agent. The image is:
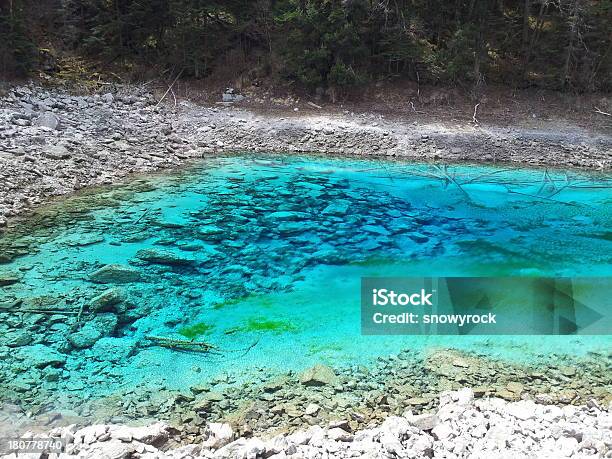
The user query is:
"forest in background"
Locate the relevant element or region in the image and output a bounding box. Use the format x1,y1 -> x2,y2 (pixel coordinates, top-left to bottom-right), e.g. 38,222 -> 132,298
0,0 -> 610,95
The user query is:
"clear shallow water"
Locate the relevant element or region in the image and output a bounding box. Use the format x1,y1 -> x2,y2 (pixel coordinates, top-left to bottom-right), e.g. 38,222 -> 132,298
0,154 -> 611,404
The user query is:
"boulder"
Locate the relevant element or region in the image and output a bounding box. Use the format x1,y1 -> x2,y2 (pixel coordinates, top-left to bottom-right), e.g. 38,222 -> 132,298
304,403 -> 320,416
408,413 -> 439,431
43,145 -> 71,160
90,288 -> 126,312
114,422 -> 169,446
214,438 -> 265,459
202,422 -> 233,449
35,112 -> 61,130
299,364 -> 338,386
101,93 -> 114,104
68,313 -> 118,349
431,422 -> 453,440
0,270 -> 21,286
18,344 -> 66,368
327,427 -> 353,442
506,400 -> 537,421
89,264 -> 142,284
91,337 -> 137,362
5,329 -> 33,347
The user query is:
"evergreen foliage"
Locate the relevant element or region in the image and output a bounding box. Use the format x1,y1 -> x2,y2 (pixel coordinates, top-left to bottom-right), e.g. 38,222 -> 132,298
0,0 -> 610,92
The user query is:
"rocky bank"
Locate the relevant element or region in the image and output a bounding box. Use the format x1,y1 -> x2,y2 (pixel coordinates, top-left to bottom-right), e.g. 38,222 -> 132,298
1,83 -> 611,227
3,389 -> 610,458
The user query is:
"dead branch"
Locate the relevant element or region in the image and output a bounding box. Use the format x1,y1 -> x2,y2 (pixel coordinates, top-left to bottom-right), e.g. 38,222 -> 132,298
472,103 -> 480,125
504,186 -> 580,206
145,335 -> 217,352
145,335 -> 259,357
0,306 -> 81,315
135,208 -> 151,224
434,164 -> 473,202
76,302 -> 84,324
464,167 -> 519,183
156,69 -> 184,108
170,85 -> 177,108
409,100 -> 423,114
594,107 -> 611,116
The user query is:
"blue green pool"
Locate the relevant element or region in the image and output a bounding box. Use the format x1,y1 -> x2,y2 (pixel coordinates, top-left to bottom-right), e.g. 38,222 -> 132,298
0,154 -> 610,414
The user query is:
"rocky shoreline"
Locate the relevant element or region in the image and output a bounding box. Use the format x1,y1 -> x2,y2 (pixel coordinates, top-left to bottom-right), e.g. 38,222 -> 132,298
1,83 -> 611,227
1,345 -> 610,454
4,388 -> 610,458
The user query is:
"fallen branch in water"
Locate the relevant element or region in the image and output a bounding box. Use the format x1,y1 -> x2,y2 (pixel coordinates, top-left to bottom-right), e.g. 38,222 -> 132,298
75,302 -> 85,325
594,107 -> 611,117
145,335 -> 217,352
504,186 -> 581,206
434,164 -> 473,202
135,208 -> 151,224
0,305 -> 81,315
145,335 -> 259,357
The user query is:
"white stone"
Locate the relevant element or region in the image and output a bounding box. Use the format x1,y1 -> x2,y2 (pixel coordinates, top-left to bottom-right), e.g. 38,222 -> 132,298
506,400 -> 537,420
304,403 -> 320,416
202,423 -> 233,449
327,428 -> 353,442
432,422 -> 454,440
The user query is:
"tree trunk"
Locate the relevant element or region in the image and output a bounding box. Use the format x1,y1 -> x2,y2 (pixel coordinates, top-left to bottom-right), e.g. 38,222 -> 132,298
522,0 -> 547,79
561,0 -> 580,89
522,0 -> 530,51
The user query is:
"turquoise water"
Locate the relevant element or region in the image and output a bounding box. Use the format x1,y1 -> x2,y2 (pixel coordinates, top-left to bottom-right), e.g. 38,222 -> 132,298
0,154 -> 611,406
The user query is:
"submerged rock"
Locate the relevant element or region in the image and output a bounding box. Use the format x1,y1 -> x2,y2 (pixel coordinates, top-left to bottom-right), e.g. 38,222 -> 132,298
89,264 -> 142,284
193,392 -> 225,411
196,225 -> 225,240
90,288 -> 126,312
91,337 -> 137,362
18,344 -> 66,368
0,270 -> 21,286
299,364 -> 339,387
321,201 -> 350,216
135,248 -> 196,266
268,211 -> 308,221
4,329 -> 33,347
68,313 -> 118,348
